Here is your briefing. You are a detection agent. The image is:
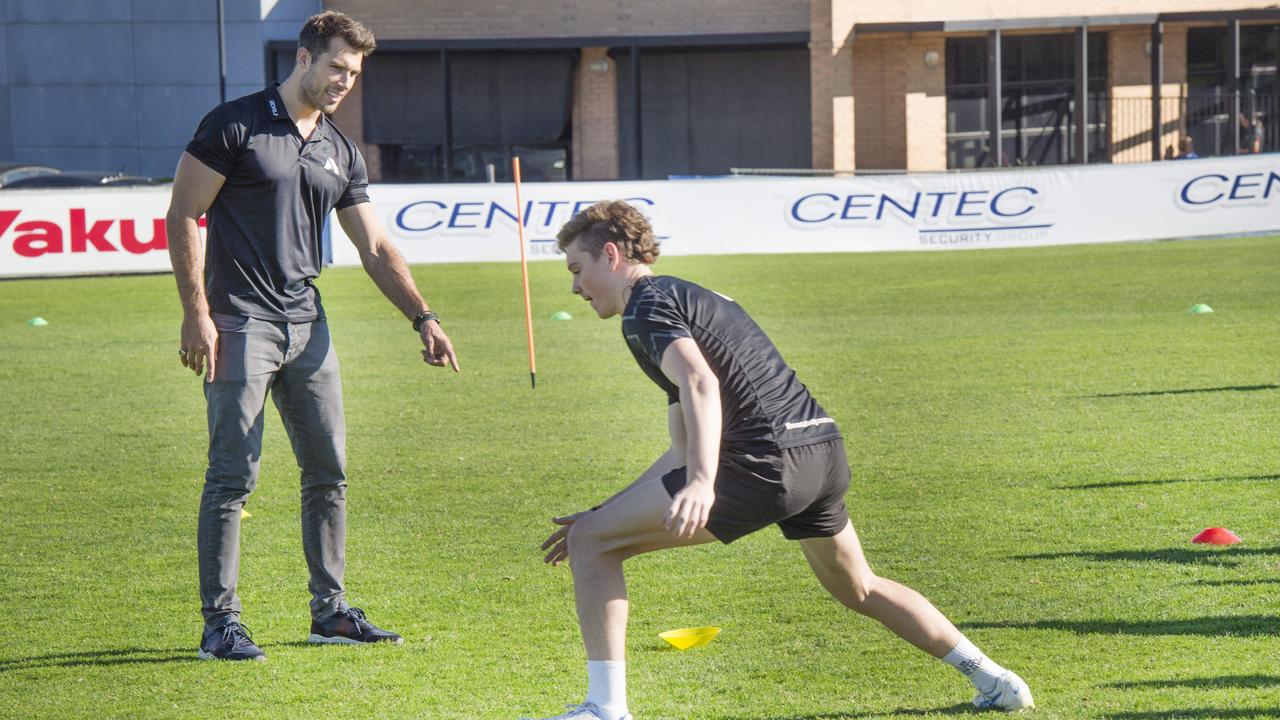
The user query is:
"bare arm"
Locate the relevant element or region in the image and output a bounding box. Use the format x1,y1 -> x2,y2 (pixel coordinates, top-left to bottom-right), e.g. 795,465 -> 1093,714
659,337 -> 722,538
166,152 -> 226,381
337,203 -> 459,371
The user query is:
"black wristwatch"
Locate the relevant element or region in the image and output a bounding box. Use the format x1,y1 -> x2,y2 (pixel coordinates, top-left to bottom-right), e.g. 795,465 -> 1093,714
411,310 -> 440,332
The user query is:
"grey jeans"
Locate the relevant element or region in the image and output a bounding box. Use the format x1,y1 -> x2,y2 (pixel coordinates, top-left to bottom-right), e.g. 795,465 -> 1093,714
198,312 -> 347,627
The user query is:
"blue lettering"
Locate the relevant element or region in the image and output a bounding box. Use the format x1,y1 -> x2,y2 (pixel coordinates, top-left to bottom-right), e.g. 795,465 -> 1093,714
926,192 -> 956,218
1266,172 -> 1280,199
448,202 -> 483,229
395,200 -> 446,232
877,193 -> 920,220
956,190 -> 989,217
791,193 -> 838,223
542,200 -> 568,226
1229,173 -> 1263,200
572,200 -> 596,215
486,202 -> 519,229
841,194 -> 875,220
990,187 -> 1037,217
625,197 -> 656,207
1180,174 -> 1228,205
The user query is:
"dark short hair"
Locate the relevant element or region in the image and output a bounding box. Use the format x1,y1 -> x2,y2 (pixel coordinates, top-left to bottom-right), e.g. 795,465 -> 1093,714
555,200 -> 660,264
299,11 -> 376,58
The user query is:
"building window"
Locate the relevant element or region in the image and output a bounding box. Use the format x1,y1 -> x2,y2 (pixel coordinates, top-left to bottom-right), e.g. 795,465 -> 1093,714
1185,25 -> 1278,156
614,46 -> 810,179
945,33 -> 1107,168
362,50 -> 574,182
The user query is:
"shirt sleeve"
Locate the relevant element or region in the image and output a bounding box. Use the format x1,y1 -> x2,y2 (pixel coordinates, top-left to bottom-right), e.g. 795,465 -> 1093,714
622,287 -> 692,404
185,103 -> 244,177
336,144 -> 370,209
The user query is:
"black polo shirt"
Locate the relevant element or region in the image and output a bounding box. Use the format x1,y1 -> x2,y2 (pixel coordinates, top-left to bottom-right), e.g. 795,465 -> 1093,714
622,275 -> 842,454
185,83 -> 370,322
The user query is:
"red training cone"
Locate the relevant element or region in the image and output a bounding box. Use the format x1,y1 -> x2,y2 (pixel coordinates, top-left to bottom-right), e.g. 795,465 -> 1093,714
1191,527 -> 1242,545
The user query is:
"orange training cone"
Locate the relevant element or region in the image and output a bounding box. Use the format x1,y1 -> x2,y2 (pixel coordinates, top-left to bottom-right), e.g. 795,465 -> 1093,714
1191,527 -> 1242,545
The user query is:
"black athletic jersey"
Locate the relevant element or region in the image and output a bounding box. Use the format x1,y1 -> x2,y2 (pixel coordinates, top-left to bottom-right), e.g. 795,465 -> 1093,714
185,83 -> 370,322
622,275 -> 842,453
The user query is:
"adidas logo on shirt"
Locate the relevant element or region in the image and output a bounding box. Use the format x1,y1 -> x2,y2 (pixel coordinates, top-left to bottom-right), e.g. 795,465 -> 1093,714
322,157 -> 343,178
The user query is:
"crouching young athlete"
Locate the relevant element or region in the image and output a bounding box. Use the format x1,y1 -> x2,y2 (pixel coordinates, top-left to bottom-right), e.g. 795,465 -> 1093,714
523,201 -> 1034,720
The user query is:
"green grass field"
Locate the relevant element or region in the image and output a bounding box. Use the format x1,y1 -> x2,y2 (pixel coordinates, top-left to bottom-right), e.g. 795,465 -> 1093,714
1,235 -> 1278,719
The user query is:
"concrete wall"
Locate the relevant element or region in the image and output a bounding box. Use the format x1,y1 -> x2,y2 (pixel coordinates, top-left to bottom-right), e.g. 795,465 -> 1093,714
0,0 -> 318,178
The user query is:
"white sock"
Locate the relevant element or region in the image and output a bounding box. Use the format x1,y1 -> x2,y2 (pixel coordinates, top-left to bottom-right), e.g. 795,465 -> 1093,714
941,636 -> 1007,696
585,660 -> 627,719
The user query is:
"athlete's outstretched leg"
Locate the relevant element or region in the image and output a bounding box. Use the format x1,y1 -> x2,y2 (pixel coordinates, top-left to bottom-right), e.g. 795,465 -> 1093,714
799,522 -> 1034,711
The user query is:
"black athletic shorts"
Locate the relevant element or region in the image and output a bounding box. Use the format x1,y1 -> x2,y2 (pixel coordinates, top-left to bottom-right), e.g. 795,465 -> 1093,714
661,438 -> 851,544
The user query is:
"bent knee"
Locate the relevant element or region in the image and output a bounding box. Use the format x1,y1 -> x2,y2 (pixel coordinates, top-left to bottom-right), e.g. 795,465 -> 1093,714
836,571 -> 881,611
566,515 -> 607,558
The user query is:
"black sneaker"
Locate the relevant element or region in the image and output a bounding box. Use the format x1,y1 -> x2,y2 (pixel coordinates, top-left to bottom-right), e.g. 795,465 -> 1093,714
308,606 -> 403,645
197,619 -> 267,661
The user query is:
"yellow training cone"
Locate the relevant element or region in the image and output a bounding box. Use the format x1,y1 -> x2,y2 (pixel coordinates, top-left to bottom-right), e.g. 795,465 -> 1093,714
241,508 -> 252,518
659,626 -> 720,650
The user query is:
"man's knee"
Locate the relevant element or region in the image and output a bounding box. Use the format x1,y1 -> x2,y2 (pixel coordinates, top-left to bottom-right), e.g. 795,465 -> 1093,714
567,513 -> 613,560
840,570 -> 880,612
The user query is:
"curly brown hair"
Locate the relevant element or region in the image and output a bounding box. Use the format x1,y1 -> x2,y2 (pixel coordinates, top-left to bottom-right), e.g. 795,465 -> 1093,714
555,200 -> 660,264
299,11 -> 376,58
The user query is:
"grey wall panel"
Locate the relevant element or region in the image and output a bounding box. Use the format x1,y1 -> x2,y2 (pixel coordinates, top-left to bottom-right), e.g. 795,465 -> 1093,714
133,22 -> 218,85
263,0 -> 319,23
224,83 -> 261,103
0,88 -> 10,148
225,20 -> 266,86
9,23 -> 134,84
0,24 -> 8,84
12,145 -> 139,172
224,0 -> 261,22
11,86 -> 138,147
131,0 -> 215,22
137,85 -> 221,147
7,0 -> 131,22
263,20 -> 302,42
0,146 -> 12,163
138,145 -> 184,178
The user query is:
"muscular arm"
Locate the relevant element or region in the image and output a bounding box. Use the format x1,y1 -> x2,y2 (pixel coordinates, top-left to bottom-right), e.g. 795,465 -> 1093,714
337,202 -> 459,371
658,336 -> 722,537
165,152 -> 226,381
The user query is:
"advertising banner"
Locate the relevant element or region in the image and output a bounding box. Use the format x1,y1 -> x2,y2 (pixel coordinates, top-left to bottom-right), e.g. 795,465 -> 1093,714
2,155 -> 1277,279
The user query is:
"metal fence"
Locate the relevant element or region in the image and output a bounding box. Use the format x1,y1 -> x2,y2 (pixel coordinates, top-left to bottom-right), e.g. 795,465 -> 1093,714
1109,92 -> 1278,161
941,92 -> 1278,168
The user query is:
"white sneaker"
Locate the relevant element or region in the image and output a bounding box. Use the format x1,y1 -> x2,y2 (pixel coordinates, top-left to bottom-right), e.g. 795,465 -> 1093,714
972,671 -> 1035,711
519,703 -> 632,720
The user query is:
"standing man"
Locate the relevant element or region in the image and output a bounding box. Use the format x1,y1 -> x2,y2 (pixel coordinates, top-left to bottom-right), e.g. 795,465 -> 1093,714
166,11 -> 459,662
527,201 -> 1033,719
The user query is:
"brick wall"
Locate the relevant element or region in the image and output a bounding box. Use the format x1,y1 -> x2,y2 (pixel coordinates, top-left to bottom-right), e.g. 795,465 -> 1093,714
326,0 -> 808,40
1107,24 -> 1193,163
904,34 -> 947,171
572,48 -> 619,180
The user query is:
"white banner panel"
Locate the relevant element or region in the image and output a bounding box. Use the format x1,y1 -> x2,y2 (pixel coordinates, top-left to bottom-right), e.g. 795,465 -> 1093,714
2,155 -> 1277,278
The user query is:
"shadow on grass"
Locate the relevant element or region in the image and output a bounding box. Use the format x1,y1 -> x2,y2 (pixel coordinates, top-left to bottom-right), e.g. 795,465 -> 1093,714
1192,578 -> 1280,587
960,614 -> 1277,637
1106,674 -> 1280,690
1014,546 -> 1280,567
0,647 -> 196,672
716,703 -> 974,720
1106,709 -> 1280,719
1055,473 -> 1278,490
1083,384 -> 1279,398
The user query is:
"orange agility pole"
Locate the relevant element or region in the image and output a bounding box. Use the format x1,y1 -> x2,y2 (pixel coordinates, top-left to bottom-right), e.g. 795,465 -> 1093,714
513,157 -> 537,389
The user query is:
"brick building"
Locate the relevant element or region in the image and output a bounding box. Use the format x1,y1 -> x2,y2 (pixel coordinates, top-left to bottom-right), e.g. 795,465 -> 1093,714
1,1 -> 1275,180
320,0 -> 1278,181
